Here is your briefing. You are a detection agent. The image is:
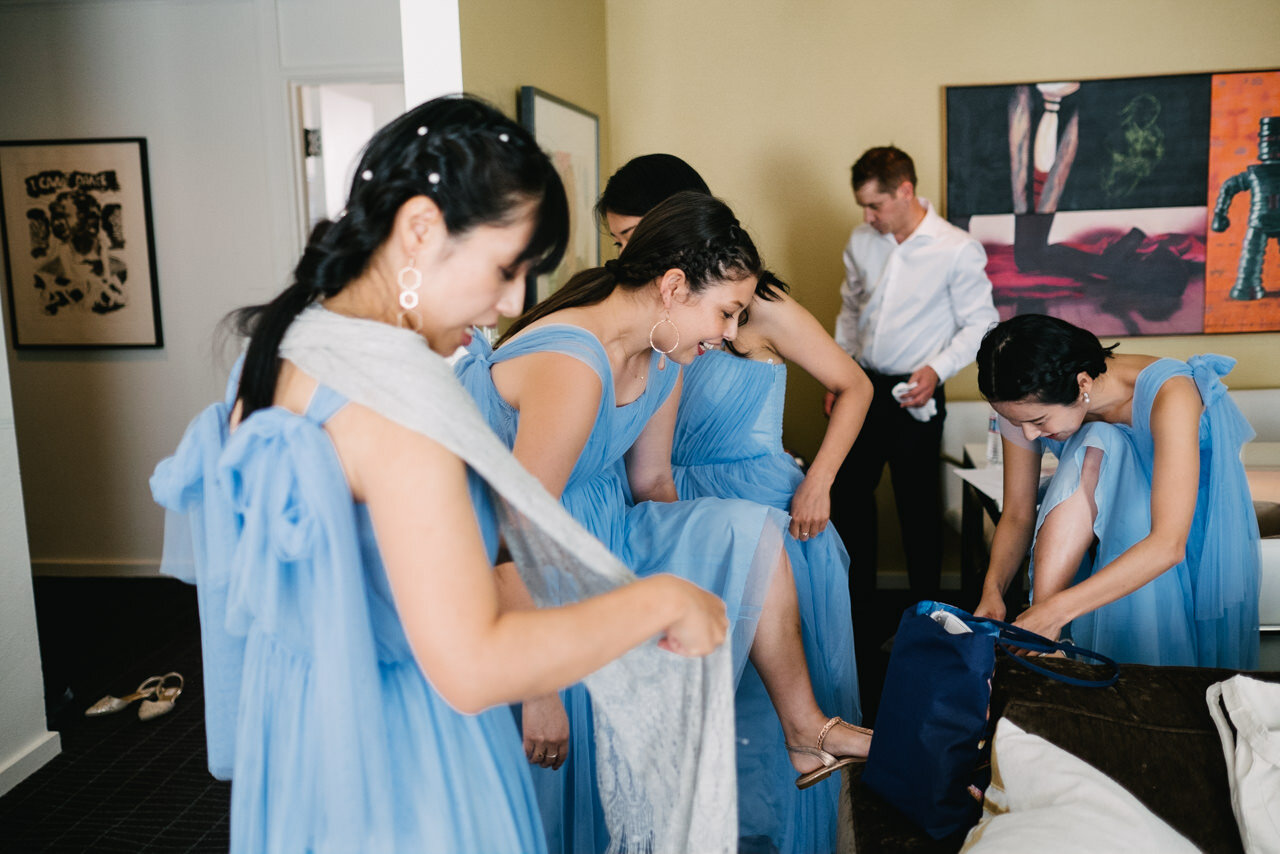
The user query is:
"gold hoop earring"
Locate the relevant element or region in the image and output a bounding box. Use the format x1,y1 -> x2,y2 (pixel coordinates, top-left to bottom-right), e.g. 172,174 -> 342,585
397,259 -> 423,332
649,312 -> 679,370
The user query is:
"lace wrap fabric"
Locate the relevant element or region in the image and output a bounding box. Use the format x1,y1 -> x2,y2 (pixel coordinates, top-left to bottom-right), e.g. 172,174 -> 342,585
276,306 -> 737,854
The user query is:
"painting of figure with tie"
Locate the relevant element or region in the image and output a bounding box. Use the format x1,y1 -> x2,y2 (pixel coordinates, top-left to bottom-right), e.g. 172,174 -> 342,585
946,74 -> 1213,336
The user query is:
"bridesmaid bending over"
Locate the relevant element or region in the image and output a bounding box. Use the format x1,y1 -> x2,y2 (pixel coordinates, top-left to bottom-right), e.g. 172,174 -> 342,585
974,314 -> 1259,668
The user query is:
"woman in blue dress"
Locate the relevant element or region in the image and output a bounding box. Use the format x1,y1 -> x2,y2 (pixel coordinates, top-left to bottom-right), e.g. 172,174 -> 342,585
974,314 -> 1259,669
150,96 -> 732,854
597,154 -> 874,854
456,191 -> 872,854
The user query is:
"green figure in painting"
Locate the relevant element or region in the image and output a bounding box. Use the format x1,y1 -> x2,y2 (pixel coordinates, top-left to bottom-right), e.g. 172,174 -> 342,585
1211,116 -> 1280,301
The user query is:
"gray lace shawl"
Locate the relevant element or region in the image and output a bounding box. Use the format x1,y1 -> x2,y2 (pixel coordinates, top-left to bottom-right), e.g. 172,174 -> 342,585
281,306 -> 736,853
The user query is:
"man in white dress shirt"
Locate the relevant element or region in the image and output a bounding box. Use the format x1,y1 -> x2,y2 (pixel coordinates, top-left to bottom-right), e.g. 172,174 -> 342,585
827,146 -> 997,638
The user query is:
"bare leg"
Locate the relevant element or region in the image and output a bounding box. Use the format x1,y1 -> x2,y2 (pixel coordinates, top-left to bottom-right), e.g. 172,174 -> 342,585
749,549 -> 871,772
1031,446 -> 1103,602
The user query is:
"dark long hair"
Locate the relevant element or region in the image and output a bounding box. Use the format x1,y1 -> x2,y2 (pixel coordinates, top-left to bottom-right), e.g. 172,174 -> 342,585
592,153 -> 787,348
232,95 -> 568,418
977,314 -> 1118,405
500,191 -> 761,344
594,153 -> 711,222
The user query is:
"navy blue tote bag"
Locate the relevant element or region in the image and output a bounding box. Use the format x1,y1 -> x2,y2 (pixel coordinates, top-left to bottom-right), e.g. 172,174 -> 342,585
861,601 -> 1119,839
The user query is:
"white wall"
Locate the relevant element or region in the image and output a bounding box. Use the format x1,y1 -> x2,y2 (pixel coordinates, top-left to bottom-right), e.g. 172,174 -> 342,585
0,305 -> 58,797
0,0 -> 402,577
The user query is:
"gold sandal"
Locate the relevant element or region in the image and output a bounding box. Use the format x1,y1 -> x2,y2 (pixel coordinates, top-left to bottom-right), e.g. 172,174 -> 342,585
84,675 -> 163,717
138,672 -> 184,721
787,716 -> 873,790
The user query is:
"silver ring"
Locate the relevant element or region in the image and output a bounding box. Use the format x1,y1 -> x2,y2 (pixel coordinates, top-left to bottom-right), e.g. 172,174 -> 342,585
548,753 -> 558,759
801,531 -> 810,538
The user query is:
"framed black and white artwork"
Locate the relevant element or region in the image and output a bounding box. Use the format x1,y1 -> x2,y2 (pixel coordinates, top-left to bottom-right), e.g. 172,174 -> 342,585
0,137 -> 163,348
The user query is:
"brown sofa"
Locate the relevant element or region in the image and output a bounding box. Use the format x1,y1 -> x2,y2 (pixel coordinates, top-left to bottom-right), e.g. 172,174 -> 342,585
841,655 -> 1280,853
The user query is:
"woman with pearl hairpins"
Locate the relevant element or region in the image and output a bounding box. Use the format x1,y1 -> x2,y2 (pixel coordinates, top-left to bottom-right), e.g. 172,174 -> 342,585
597,153 -> 874,854
151,95 -> 737,853
456,189 -> 872,854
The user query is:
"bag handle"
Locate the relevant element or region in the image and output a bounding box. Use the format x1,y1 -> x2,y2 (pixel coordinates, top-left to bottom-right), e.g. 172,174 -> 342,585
917,602 -> 1120,688
984,615 -> 1119,687
993,631 -> 1120,687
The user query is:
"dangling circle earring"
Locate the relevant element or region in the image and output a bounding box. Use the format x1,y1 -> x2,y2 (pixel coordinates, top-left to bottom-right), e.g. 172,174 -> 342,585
397,260 -> 423,332
649,312 -> 679,370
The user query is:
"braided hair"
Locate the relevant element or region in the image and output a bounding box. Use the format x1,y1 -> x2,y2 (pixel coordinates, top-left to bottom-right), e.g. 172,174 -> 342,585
977,314 -> 1118,405
594,153 -> 787,311
499,191 -> 761,344
233,94 -> 568,418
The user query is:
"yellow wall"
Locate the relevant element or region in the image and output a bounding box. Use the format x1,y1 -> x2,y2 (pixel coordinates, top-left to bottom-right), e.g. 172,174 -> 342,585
606,0 -> 1280,457
460,0 -> 611,206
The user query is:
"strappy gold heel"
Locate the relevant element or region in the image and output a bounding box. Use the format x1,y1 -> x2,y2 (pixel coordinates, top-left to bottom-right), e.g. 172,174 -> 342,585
787,716 -> 874,790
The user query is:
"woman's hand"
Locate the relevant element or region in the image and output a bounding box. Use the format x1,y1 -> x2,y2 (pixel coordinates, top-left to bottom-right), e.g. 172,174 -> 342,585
522,694 -> 569,770
1010,598 -> 1069,649
972,589 -> 1007,622
655,576 -> 729,657
789,474 -> 832,541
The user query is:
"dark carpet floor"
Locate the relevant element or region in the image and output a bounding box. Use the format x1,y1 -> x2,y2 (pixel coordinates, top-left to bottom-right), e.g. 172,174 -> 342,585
0,578 -> 229,853
0,575 -> 942,852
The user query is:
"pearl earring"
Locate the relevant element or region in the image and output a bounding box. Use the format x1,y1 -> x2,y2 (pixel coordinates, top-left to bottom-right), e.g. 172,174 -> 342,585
1083,391 -> 1091,404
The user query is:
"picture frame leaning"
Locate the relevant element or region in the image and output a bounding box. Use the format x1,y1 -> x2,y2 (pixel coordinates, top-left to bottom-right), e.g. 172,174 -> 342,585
0,137 -> 163,348
518,86 -> 600,311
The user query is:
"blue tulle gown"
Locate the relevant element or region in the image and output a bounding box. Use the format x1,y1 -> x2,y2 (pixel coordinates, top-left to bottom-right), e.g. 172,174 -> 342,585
152,381 -> 546,853
672,347 -> 860,854
456,325 -> 788,854
1030,355 -> 1259,669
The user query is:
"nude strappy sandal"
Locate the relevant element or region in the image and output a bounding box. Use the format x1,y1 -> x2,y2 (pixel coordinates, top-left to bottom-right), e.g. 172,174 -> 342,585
787,716 -> 874,790
138,672 -> 184,721
84,675 -> 164,717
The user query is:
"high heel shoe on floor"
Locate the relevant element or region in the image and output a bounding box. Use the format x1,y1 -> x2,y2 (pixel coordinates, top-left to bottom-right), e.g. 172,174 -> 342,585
139,672 -> 184,721
84,675 -> 164,717
787,716 -> 874,790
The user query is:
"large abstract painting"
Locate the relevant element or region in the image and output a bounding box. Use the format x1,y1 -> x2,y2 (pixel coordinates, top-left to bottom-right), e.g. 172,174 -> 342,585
946,70 -> 1279,336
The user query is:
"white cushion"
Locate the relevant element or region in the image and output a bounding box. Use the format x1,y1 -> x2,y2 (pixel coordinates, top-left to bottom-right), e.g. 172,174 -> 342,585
959,719 -> 1199,854
1207,675 -> 1280,854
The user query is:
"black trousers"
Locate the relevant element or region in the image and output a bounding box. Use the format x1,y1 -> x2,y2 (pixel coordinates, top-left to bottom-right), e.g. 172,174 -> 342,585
833,369 -> 946,610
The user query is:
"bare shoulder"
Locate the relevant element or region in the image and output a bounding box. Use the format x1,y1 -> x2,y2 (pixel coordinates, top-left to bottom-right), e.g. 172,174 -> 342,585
491,347 -> 603,413
325,399 -> 464,503
1147,368 -> 1204,443
738,292 -> 812,359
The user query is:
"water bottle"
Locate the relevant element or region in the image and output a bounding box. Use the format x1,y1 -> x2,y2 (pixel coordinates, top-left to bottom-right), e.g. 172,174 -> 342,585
986,411 -> 1003,464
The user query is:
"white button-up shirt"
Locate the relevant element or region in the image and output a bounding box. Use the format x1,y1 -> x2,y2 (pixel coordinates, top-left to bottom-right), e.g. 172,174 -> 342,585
834,201 -> 998,383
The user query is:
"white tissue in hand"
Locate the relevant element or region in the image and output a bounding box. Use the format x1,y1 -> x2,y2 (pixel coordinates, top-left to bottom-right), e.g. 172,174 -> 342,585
891,381 -> 937,422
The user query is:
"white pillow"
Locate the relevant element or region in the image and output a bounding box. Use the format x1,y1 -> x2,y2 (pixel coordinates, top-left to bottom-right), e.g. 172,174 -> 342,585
959,719 -> 1199,854
1207,674 -> 1280,854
